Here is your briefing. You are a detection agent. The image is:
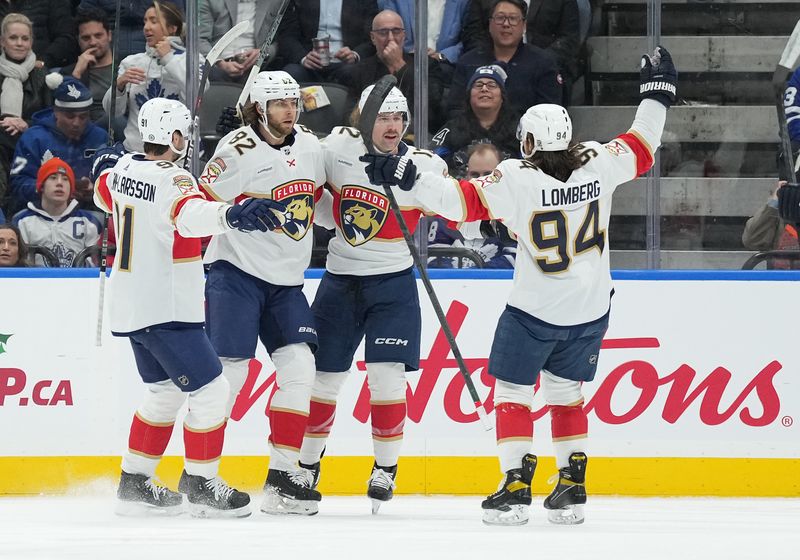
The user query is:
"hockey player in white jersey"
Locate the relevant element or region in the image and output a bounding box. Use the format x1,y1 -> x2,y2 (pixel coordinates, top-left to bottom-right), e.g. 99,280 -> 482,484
198,71 -> 327,516
362,47 -> 678,525
296,85 -> 449,514
94,97 -> 285,518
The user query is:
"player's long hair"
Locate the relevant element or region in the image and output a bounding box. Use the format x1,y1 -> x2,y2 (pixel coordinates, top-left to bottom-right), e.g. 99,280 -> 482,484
241,101 -> 262,127
526,139 -> 584,183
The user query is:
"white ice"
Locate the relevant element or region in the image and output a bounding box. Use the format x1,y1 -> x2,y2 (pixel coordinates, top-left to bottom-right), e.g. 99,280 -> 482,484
1,489 -> 798,560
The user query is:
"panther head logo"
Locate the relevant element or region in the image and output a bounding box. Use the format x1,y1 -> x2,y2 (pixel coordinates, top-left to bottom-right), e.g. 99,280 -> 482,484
271,180 -> 316,241
339,186 -> 388,246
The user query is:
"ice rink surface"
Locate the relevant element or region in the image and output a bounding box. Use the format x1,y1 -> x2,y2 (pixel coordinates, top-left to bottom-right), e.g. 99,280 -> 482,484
1,490 -> 798,560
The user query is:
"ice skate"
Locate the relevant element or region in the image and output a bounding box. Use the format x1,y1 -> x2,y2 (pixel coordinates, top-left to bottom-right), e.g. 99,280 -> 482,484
260,468 -> 321,515
179,470 -> 251,518
115,471 -> 183,517
298,460 -> 321,490
367,464 -> 397,514
481,454 -> 537,526
544,452 -> 587,525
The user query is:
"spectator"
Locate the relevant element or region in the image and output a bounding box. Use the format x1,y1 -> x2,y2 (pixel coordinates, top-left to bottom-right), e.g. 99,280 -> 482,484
0,13 -> 50,209
446,0 -> 562,119
59,8 -> 114,124
102,1 -> 186,152
277,0 -> 378,84
339,9 -> 445,129
12,157 -> 101,267
0,206 -> 4,223
381,0 -> 469,65
743,181 -> 799,269
9,75 -> 107,212
200,0 -> 281,84
428,142 -> 515,269
0,1 -> 79,69
0,222 -> 28,266
78,0 -> 186,61
431,64 -> 518,172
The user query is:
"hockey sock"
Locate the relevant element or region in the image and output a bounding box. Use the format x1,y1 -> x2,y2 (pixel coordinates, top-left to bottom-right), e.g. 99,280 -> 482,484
368,363 -> 406,467
184,376 -> 229,479
220,357 -> 249,417
495,402 -> 534,473
122,412 -> 175,477
550,404 -> 588,469
299,398 -> 336,465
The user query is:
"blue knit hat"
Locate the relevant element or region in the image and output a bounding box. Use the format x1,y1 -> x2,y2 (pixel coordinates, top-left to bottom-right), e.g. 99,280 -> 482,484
45,73 -> 93,111
467,64 -> 508,92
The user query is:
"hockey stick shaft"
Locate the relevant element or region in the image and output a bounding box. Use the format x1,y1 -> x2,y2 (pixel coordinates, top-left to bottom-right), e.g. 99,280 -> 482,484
95,0 -> 123,347
236,0 -> 291,114
773,19 -> 800,183
358,76 -> 490,430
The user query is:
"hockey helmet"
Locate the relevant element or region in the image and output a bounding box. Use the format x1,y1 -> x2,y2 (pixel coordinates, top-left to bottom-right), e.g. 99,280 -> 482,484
138,97 -> 192,157
250,71 -> 302,116
358,84 -> 410,137
517,103 -> 572,157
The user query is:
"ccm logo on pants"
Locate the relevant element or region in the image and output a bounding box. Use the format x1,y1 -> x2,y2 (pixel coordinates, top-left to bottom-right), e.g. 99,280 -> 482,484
374,338 -> 408,346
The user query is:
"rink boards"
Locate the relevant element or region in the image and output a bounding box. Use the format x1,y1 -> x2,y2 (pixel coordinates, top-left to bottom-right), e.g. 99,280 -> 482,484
0,269 -> 798,496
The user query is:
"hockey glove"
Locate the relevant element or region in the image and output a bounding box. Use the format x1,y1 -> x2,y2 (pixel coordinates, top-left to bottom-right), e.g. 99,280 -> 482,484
226,198 -> 287,232
217,106 -> 243,137
90,142 -> 125,183
777,182 -> 800,222
359,153 -> 418,191
640,46 -> 677,109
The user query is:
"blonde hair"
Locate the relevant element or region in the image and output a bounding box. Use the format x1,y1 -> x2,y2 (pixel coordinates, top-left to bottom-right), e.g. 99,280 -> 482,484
1,13 -> 33,40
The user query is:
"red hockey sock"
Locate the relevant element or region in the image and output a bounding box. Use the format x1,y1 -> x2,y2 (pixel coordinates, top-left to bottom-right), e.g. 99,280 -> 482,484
495,402 -> 533,472
550,404 -> 588,469
183,421 -> 226,463
128,412 -> 174,459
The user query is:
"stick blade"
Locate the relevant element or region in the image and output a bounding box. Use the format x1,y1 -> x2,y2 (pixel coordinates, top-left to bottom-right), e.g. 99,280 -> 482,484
779,18 -> 800,71
357,75 -> 398,153
206,20 -> 250,67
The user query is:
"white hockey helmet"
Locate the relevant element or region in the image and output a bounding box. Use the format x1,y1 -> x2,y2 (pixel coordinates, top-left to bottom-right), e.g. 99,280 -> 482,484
517,103 -> 572,157
138,97 -> 192,157
250,70 -> 301,115
358,84 -> 410,138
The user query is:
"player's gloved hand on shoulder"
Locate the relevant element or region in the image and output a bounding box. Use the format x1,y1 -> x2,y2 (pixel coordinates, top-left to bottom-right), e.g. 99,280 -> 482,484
777,182 -> 800,222
640,45 -> 677,108
226,198 -> 287,232
90,142 -> 125,183
217,106 -> 243,137
359,153 -> 418,191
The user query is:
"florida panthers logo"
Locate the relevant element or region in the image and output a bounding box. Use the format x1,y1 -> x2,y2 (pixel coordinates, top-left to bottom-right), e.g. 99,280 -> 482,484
272,180 -> 315,240
340,185 -> 388,246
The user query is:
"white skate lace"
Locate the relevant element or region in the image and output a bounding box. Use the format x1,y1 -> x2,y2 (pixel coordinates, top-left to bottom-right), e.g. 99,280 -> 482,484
204,477 -> 235,502
289,468 -> 314,488
367,469 -> 396,491
144,478 -> 168,499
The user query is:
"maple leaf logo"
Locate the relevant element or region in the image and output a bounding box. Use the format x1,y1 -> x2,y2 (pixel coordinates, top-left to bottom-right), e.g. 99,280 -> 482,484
135,79 -> 180,108
0,333 -> 12,355
67,83 -> 81,99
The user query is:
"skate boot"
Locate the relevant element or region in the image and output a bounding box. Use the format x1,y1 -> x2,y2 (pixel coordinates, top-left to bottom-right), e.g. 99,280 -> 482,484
367,463 -> 397,514
115,471 -> 183,517
543,452 -> 587,525
298,460 -> 321,490
179,470 -> 251,518
481,454 -> 537,526
260,468 -> 322,515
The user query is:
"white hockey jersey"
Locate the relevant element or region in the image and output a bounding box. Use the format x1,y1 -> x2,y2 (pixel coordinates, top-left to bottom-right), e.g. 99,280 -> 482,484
94,153 -> 232,335
13,200 -> 101,267
201,124 -> 326,286
415,103 -> 664,326
322,127 -> 449,276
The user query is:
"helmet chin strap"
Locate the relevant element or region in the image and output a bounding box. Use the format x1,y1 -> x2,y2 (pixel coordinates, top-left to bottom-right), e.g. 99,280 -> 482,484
520,134 -> 536,159
258,101 -> 298,143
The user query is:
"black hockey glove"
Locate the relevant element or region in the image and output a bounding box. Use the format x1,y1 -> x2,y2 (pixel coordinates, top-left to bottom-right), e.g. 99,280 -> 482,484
777,182 -> 800,222
359,153 -> 418,191
217,105 -> 243,137
90,142 -> 125,183
226,198 -> 287,232
640,46 -> 677,109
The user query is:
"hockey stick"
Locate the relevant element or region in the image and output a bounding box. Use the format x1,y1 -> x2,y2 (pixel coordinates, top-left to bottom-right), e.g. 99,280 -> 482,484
185,20 -> 250,169
236,0 -> 291,116
358,75 -> 491,431
95,0 -> 123,347
774,18 -> 800,183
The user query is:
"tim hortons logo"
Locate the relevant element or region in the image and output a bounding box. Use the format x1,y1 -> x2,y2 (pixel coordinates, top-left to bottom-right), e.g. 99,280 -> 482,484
229,302 -> 783,427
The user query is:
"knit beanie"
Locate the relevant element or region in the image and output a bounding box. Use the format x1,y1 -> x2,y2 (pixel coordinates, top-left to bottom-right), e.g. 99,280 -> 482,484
36,157 -> 75,194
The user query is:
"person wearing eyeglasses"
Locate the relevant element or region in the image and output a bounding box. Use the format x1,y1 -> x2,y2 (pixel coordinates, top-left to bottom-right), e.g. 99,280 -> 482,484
431,64 -> 519,172
446,0 -> 562,120
277,0 -> 378,84
338,10 -> 445,129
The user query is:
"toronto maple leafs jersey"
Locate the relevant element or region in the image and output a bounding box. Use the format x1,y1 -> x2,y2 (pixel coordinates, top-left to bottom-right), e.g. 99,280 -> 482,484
785,67 -> 800,142
201,124 -> 326,286
415,100 -> 666,326
94,153 -> 232,335
13,200 -> 101,267
321,127 -> 449,276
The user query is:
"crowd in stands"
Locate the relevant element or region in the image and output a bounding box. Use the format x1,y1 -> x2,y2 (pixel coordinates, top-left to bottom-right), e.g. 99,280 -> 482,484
0,0 -> 592,269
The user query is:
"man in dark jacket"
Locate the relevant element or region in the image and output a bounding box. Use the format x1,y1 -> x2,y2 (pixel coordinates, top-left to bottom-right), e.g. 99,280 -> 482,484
447,0 -> 562,119
0,0 -> 79,69
9,76 -> 107,211
277,0 -> 378,83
